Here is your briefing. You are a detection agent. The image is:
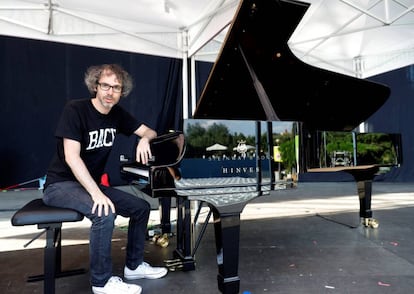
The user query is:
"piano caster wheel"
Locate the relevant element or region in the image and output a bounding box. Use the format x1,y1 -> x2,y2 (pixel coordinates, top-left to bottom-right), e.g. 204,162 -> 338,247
363,218 -> 379,228
152,233 -> 169,248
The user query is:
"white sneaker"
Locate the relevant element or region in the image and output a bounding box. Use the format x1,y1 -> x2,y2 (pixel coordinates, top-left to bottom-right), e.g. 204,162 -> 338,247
92,276 -> 142,294
124,262 -> 168,280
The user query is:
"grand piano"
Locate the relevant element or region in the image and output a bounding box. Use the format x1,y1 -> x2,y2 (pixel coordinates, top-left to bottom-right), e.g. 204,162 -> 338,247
123,0 -> 401,293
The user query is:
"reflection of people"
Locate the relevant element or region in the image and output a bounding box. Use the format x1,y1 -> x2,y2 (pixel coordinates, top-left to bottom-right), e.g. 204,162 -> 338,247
167,166 -> 182,181
43,64 -> 167,294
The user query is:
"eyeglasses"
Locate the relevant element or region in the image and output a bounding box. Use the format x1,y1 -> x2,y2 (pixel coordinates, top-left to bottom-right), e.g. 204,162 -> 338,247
98,83 -> 122,93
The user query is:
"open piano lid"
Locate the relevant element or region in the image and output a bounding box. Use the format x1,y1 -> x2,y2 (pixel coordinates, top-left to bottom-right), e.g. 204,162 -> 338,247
193,0 -> 390,132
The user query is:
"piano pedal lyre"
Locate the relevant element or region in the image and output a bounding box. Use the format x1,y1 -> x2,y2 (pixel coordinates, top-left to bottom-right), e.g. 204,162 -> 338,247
362,218 -> 379,228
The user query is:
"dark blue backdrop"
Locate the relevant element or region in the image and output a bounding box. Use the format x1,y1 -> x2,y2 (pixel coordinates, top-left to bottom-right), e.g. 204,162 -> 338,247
0,35 -> 211,187
0,35 -> 413,188
368,67 -> 414,181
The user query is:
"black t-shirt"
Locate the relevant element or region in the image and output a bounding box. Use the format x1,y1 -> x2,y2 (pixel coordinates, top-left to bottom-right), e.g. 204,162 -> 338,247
45,98 -> 142,188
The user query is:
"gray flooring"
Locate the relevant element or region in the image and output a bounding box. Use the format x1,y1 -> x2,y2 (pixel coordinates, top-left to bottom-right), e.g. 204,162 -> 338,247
1,182 -> 414,293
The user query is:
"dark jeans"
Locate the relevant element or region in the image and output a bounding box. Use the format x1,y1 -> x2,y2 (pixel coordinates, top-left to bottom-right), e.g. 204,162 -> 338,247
43,181 -> 150,287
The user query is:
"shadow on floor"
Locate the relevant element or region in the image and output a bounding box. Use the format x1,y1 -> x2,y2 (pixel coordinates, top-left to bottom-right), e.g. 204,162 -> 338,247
2,182 -> 414,294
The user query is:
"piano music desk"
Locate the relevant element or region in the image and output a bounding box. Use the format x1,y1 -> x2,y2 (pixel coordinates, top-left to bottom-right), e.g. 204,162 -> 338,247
307,164 -> 386,228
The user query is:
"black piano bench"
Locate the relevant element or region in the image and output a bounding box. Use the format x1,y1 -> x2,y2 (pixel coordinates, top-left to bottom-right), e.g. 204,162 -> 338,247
11,198 -> 86,294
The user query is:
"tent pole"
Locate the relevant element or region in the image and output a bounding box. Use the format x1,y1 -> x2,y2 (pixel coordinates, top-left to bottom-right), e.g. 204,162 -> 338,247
182,31 -> 189,119
190,56 -> 196,116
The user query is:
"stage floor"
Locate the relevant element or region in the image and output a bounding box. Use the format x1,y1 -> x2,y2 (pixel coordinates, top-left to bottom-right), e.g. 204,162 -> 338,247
1,181 -> 414,294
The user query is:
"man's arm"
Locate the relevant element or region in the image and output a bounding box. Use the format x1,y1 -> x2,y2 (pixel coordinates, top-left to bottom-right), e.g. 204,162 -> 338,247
63,138 -> 115,216
134,124 -> 157,165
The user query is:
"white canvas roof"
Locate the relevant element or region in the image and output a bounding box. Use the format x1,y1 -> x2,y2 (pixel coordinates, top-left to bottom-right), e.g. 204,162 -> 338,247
1,0 -> 413,78
289,0 -> 414,78
0,0 -> 238,61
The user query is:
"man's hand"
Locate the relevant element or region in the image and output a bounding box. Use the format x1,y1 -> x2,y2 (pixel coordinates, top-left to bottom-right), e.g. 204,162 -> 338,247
63,138 -> 116,217
91,192 -> 116,216
136,136 -> 153,165
134,124 -> 157,165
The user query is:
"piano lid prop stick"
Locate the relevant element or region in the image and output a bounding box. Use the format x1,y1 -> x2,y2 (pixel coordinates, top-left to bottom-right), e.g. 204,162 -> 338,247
238,44 -> 280,121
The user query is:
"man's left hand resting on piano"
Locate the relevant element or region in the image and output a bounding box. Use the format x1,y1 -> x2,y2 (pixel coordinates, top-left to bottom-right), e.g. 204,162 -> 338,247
135,125 -> 157,165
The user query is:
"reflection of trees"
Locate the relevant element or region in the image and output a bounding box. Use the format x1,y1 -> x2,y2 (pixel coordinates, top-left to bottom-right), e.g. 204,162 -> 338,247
185,122 -> 297,173
185,123 -> 397,175
186,122 -> 255,157
278,135 -> 296,173
324,132 -> 398,165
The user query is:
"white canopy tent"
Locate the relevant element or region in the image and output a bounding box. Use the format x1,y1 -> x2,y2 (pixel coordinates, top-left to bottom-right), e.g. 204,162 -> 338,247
206,143 -> 228,151
0,0 -> 237,60
289,0 -> 414,78
0,0 -> 239,118
1,0 -> 413,112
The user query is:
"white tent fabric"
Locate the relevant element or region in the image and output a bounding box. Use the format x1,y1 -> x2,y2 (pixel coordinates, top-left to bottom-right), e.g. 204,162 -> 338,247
0,0 -> 238,61
1,0 -> 413,78
0,0 -> 240,118
289,0 -> 414,78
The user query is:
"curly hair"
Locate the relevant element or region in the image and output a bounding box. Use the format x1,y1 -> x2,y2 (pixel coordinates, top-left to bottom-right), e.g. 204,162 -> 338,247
84,64 -> 134,97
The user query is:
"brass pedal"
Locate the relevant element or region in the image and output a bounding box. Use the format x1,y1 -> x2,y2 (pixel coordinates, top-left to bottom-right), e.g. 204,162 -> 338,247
164,258 -> 182,266
164,258 -> 196,272
164,259 -> 184,271
167,264 -> 184,272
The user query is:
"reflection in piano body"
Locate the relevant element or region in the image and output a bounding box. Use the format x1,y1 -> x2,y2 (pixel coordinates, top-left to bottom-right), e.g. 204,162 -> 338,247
122,0 -> 402,293
122,120 -> 298,293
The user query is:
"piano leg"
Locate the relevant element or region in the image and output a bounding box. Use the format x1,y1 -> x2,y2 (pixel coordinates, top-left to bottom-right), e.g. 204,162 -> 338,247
357,180 -> 372,219
167,193 -> 258,292
211,207 -> 242,294
344,166 -> 380,228
356,180 -> 378,228
166,197 -> 196,271
159,197 -> 172,234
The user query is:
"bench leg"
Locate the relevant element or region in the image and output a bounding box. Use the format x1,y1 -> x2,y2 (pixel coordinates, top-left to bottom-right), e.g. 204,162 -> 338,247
27,223 -> 86,294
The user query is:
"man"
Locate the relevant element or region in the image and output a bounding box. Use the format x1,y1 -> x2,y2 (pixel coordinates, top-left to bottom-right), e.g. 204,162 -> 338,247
43,64 -> 167,294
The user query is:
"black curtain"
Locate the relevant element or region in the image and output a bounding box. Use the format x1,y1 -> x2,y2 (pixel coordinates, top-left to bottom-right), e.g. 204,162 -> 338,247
368,65 -> 414,182
0,36 -> 185,188
2,34 -> 413,187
